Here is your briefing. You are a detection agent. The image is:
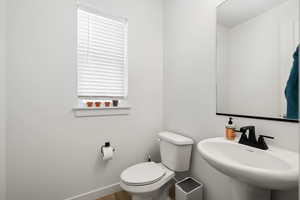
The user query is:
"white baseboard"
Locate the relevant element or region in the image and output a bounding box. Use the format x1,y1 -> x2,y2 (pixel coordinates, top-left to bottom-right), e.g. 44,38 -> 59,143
65,182 -> 122,200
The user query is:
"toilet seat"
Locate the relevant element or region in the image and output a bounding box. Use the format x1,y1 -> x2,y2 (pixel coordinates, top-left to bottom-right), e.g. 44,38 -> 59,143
121,162 -> 166,186
120,163 -> 175,195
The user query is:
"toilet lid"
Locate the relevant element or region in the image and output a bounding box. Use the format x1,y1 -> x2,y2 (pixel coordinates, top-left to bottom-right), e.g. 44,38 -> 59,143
121,162 -> 166,186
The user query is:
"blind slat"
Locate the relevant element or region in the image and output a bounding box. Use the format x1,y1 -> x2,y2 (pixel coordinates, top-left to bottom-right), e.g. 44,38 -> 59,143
79,81 -> 123,86
77,60 -> 124,69
79,74 -> 124,82
78,49 -> 125,60
77,7 -> 128,97
78,43 -> 124,54
79,70 -> 124,78
78,64 -> 123,72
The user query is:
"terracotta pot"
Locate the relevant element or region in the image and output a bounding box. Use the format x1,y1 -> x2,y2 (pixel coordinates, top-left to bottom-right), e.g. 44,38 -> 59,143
86,102 -> 93,107
95,102 -> 101,107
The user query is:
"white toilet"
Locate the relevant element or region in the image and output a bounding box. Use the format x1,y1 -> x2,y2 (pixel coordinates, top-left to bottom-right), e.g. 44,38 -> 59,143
120,132 -> 194,200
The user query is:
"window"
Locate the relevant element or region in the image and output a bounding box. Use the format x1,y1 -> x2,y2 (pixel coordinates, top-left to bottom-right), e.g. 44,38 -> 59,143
77,6 -> 128,98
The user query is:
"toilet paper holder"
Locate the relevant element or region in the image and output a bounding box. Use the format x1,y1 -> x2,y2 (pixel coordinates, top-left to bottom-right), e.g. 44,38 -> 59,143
100,142 -> 115,155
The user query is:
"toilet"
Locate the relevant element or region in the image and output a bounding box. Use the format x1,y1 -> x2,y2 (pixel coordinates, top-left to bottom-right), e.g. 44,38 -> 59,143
120,132 -> 194,200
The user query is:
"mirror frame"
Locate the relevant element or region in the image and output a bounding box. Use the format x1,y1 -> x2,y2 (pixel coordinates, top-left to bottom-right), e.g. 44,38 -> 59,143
216,113 -> 299,123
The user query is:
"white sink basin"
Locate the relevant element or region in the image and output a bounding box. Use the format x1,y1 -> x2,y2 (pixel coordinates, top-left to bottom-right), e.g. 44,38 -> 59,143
197,137 -> 298,200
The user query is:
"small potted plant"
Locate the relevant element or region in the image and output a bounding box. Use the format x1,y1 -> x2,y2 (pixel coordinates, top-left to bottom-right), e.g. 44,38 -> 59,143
86,101 -> 93,107
95,102 -> 101,107
104,101 -> 111,107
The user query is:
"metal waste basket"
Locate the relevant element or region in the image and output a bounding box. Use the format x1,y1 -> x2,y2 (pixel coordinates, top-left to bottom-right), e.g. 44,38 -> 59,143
175,177 -> 203,200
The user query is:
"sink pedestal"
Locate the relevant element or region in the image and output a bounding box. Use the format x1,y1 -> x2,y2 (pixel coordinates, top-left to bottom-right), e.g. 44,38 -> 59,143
231,179 -> 271,200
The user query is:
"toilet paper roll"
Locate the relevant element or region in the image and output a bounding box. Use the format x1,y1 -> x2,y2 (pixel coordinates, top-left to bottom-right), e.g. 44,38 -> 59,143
101,146 -> 114,160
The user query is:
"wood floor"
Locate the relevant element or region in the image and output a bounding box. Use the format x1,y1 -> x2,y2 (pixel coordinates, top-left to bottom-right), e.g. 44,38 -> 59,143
96,191 -> 131,200
96,185 -> 175,200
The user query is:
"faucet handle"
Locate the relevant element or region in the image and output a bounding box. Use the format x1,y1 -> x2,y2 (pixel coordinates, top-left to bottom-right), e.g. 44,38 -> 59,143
257,135 -> 274,150
259,135 -> 274,139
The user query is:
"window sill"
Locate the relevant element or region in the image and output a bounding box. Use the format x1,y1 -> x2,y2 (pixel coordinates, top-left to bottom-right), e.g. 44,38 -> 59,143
72,106 -> 131,117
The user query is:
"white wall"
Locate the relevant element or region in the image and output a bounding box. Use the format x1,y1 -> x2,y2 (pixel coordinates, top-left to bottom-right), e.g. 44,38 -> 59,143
0,0 -> 7,199
6,0 -> 163,199
163,0 -> 298,200
218,0 -> 299,118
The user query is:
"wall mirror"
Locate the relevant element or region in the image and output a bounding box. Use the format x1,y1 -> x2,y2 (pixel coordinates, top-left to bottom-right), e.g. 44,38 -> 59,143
216,0 -> 299,122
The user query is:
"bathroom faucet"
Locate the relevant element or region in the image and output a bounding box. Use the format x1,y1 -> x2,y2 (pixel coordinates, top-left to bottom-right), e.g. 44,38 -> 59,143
238,126 -> 257,147
236,126 -> 274,150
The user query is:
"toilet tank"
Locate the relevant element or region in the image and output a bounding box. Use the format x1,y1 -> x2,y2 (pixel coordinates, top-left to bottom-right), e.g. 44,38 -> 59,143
158,132 -> 194,172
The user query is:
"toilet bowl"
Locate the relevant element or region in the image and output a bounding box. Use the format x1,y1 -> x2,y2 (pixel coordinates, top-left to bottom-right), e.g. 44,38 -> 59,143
120,162 -> 174,200
120,132 -> 194,200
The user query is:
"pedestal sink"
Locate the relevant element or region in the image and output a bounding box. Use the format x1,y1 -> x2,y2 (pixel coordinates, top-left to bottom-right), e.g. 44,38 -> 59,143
197,137 -> 298,200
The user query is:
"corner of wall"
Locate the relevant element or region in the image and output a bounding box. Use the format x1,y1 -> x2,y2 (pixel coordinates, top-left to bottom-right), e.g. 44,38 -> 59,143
0,0 -> 7,199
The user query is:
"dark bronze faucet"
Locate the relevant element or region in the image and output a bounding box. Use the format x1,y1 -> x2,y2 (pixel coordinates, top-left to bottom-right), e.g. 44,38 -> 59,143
236,126 -> 274,150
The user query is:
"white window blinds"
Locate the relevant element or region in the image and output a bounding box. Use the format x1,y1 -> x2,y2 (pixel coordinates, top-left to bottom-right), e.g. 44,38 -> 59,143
77,7 -> 128,97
